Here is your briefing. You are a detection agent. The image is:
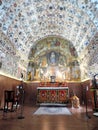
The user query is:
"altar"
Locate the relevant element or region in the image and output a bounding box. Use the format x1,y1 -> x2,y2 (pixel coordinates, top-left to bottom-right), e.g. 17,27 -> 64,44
37,87 -> 69,105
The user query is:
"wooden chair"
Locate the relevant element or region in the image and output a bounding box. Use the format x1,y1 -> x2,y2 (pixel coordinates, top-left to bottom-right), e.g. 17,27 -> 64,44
4,90 -> 15,112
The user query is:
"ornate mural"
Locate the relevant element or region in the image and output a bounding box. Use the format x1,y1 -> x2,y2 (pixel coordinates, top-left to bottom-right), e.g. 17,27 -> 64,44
0,32 -> 27,79
27,36 -> 80,82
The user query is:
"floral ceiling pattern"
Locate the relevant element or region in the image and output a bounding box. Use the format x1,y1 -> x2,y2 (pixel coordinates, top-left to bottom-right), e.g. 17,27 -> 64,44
0,0 -> 98,80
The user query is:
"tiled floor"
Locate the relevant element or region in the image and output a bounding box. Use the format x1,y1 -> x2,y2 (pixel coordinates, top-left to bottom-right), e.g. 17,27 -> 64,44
0,105 -> 98,130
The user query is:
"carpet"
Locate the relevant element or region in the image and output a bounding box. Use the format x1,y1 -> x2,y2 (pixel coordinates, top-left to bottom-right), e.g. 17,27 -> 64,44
34,107 -> 72,115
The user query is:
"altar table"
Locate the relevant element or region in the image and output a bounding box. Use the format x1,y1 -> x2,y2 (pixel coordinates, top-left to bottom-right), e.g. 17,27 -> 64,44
37,87 -> 69,104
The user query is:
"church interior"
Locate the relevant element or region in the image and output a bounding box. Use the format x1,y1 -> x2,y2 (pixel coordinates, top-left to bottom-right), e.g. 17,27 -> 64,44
0,0 -> 98,130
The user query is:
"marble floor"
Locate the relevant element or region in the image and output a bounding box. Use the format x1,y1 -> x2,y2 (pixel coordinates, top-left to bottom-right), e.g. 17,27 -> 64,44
0,105 -> 98,130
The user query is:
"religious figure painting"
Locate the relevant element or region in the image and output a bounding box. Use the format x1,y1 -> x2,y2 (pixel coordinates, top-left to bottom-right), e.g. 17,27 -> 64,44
50,52 -> 56,64
48,51 -> 59,65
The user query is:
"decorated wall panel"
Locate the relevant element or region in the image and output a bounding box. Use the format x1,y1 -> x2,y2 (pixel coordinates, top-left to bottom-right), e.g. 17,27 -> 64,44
0,32 -> 27,79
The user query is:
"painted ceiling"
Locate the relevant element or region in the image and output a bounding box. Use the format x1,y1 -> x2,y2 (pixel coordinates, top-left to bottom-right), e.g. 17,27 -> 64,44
0,0 -> 98,81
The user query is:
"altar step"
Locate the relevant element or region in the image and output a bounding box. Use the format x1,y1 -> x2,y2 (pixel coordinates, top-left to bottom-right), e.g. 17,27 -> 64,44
38,103 -> 68,107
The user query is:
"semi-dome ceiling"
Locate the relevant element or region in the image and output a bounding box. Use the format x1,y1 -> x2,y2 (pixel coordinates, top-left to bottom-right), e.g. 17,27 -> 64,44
0,0 -> 98,80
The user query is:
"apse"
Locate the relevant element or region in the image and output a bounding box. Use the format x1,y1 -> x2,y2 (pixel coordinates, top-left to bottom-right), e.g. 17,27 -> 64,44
27,36 -> 81,82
